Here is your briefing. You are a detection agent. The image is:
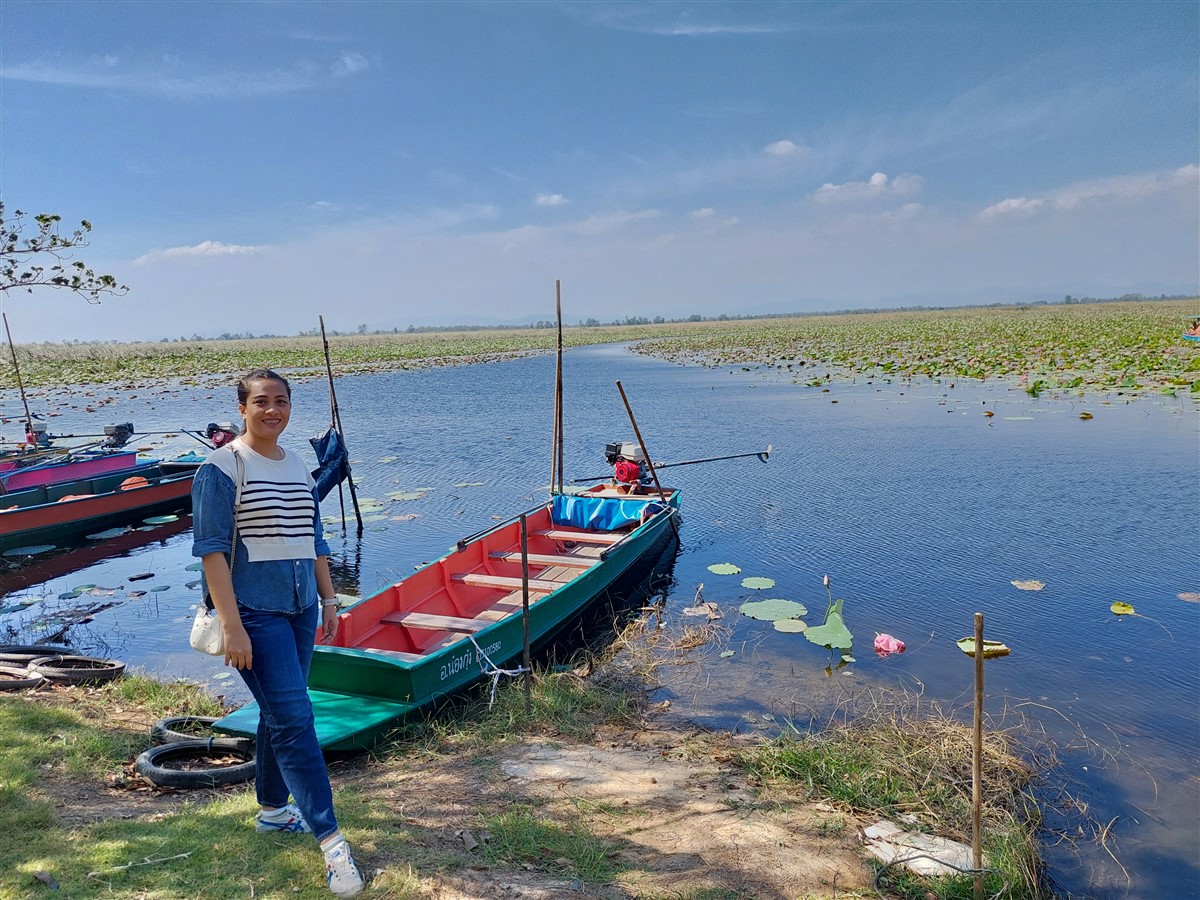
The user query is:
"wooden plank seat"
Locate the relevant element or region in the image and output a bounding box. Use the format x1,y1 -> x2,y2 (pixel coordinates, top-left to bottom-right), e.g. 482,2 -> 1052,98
453,573 -> 561,593
489,551 -> 597,568
359,647 -> 425,663
380,611 -> 487,633
536,529 -> 625,545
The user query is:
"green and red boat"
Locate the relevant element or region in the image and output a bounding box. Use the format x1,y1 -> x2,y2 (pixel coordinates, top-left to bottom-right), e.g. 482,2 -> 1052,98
0,463 -> 198,552
214,484 -> 680,750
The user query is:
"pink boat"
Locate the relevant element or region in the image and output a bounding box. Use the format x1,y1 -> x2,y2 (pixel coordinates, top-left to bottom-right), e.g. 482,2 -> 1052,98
0,451 -> 145,492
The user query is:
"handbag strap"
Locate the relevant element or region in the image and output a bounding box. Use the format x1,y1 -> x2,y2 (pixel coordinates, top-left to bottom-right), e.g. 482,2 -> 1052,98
228,449 -> 244,576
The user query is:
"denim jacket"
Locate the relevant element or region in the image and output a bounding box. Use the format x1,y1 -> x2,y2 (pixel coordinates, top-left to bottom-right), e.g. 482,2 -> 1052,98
191,461 -> 332,614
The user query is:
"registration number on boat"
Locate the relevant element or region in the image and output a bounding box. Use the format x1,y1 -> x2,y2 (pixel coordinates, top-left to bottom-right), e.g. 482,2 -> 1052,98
439,640 -> 502,682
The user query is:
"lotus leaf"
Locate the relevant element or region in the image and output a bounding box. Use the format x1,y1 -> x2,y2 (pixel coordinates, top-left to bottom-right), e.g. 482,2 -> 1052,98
741,576 -> 775,590
86,527 -> 129,540
58,590 -> 82,600
1110,601 -> 1135,616
719,650 -> 736,658
804,598 -> 853,650
773,619 -> 808,633
1011,579 -> 1045,591
956,637 -> 1011,659
1176,592 -> 1200,603
186,562 -> 203,572
379,456 -> 399,463
72,584 -> 97,591
388,491 -> 427,501
740,599 -> 807,621
2,544 -> 56,557
143,514 -> 179,525
708,563 -> 742,575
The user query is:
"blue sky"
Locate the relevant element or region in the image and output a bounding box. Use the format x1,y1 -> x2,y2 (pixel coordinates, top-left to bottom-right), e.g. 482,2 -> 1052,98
1,1 -> 1196,342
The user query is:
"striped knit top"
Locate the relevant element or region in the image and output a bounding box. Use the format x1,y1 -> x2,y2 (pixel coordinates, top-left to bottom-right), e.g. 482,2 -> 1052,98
205,438 -> 318,563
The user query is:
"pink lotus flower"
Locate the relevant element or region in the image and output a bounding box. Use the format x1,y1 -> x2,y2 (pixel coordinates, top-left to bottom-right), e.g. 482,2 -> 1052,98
873,633 -> 905,657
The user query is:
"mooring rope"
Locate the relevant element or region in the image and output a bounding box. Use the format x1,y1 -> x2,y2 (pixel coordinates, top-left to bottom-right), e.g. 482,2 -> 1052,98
468,634 -> 527,707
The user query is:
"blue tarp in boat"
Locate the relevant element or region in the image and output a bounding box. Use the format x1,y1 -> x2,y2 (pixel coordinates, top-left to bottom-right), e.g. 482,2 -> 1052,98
551,493 -> 663,531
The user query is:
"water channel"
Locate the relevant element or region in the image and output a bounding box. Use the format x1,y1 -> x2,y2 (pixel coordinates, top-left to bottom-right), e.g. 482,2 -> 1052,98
2,343 -> 1197,899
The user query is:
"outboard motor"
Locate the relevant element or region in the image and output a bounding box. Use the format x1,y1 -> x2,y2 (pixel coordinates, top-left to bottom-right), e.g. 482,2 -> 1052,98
205,421 -> 242,448
101,422 -> 135,449
604,441 -> 648,488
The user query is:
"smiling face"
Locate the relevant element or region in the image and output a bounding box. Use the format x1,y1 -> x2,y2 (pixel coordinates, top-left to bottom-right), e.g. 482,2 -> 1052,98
238,377 -> 292,445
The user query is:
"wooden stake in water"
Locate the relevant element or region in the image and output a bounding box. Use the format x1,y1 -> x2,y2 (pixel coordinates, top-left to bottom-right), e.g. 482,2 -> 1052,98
520,513 -> 532,713
615,380 -> 680,541
319,315 -> 363,533
973,611 -> 985,900
549,281 -> 563,497
2,313 -> 35,444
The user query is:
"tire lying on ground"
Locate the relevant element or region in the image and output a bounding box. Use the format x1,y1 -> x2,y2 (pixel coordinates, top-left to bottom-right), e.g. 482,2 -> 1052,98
151,715 -> 221,745
27,655 -> 126,685
0,644 -> 73,666
135,739 -> 256,788
0,664 -> 44,691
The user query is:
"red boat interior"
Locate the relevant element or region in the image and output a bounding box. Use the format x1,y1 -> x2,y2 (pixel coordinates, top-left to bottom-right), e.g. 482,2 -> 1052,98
328,489 -> 675,661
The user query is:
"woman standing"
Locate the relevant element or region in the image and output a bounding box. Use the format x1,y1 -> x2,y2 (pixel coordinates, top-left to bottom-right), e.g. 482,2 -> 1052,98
192,368 -> 364,898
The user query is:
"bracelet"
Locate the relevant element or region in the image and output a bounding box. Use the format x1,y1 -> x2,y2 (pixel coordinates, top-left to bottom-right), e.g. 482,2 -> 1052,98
321,598 -> 339,608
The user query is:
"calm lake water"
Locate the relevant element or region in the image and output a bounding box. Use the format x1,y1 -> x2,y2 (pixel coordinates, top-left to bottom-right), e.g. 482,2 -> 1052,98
2,344 -> 1197,899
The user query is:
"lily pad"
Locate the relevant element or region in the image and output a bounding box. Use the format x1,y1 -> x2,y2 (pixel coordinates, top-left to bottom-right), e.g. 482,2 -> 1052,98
773,619 -> 808,633
379,456 -> 399,463
72,584 -> 97,591
804,599 -> 853,650
185,562 -> 203,572
708,563 -> 742,575
150,585 -> 171,592
957,637 -> 1011,659
1011,579 -> 1045,591
86,527 -> 130,540
143,514 -> 179,525
2,544 -> 56,557
58,590 -> 82,600
1110,601 -> 1136,616
454,482 -> 485,488
719,650 -> 736,658
740,599 -> 807,621
741,576 -> 775,590
387,491 -> 427,501
128,572 -> 154,581
1177,592 -> 1200,603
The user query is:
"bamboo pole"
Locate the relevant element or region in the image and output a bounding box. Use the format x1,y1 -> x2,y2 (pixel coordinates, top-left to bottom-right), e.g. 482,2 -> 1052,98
615,380 -> 680,541
2,313 -> 35,444
520,513 -> 532,713
319,316 -> 363,533
973,611 -> 985,900
555,281 -> 564,494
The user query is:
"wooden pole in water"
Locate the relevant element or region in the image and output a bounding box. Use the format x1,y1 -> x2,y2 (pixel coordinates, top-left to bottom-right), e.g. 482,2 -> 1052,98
973,611 -> 985,900
2,313 -> 35,444
615,380 -> 680,542
549,281 -> 564,497
520,513 -> 532,713
319,316 -> 363,533
555,281 -> 564,494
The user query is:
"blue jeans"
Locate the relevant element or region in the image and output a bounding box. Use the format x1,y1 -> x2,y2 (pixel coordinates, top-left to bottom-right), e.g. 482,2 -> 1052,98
236,603 -> 338,842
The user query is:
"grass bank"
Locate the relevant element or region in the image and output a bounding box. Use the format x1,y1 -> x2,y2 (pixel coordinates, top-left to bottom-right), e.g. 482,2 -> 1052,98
4,300 -> 1196,395
0,658 -> 1060,899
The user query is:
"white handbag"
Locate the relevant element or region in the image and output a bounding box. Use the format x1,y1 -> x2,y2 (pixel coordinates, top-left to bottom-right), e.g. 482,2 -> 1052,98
189,450 -> 243,656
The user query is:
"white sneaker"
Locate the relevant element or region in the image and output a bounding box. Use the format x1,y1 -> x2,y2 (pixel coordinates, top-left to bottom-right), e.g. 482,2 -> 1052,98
255,802 -> 312,834
323,838 -> 364,897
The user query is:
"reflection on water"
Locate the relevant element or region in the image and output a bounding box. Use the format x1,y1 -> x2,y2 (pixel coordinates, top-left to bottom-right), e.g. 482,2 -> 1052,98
2,345 -> 1197,899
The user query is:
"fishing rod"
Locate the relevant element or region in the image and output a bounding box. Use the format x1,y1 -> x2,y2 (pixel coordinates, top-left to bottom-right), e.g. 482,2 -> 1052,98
569,444 -> 773,484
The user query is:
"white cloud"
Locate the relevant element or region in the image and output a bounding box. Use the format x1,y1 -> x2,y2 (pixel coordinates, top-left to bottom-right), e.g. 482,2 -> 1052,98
692,207 -> 716,218
535,193 -> 569,207
0,52 -> 369,98
979,197 -> 1044,219
979,165 -> 1198,220
134,241 -> 261,265
814,172 -> 924,203
764,140 -> 801,157
332,51 -> 368,78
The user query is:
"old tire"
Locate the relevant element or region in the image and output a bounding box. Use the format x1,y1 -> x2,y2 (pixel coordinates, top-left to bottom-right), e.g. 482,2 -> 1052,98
27,655 -> 126,684
0,644 -> 73,665
0,664 -> 44,691
134,739 -> 256,788
151,716 -> 221,745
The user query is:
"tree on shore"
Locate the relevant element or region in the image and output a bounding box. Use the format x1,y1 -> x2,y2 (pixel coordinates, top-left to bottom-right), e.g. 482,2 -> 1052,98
1,201 -> 128,302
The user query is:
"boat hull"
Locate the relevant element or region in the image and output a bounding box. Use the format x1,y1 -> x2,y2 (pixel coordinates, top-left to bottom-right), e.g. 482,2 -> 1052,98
215,489 -> 680,750
0,464 -> 196,551
0,451 -> 144,492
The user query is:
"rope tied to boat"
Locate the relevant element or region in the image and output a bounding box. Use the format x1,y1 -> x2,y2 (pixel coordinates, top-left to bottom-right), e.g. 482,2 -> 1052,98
468,634 -> 527,707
